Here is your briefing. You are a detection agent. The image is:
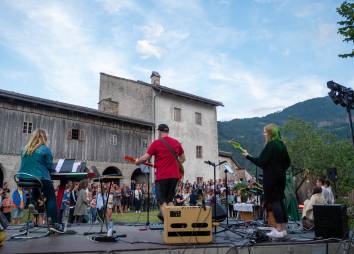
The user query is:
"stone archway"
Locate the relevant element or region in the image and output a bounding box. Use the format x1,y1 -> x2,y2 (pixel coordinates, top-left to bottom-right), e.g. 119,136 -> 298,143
131,168 -> 148,186
102,166 -> 122,185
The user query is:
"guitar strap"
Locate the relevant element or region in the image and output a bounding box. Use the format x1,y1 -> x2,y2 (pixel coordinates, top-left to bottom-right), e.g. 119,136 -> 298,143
159,138 -> 183,173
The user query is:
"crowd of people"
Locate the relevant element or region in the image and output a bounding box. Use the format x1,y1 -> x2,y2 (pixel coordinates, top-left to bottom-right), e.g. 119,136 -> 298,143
0,177 -> 259,225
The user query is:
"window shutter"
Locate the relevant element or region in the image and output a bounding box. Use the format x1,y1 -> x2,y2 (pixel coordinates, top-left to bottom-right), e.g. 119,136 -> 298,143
79,129 -> 85,141
67,129 -> 72,140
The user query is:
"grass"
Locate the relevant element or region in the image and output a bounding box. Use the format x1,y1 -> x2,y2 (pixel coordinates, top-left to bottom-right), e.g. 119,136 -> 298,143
16,208 -> 354,229
17,209 -> 161,224
111,210 -> 160,223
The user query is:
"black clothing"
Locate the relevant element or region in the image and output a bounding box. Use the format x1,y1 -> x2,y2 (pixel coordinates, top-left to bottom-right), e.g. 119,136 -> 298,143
174,194 -> 184,206
155,178 -> 178,205
271,200 -> 288,223
246,140 -> 290,202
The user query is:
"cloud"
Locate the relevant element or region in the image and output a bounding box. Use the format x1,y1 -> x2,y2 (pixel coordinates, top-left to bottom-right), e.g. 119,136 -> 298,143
141,23 -> 165,40
295,2 -> 325,18
98,0 -> 141,14
136,40 -> 163,59
0,1 -> 130,107
205,55 -> 327,119
136,23 -> 189,59
0,69 -> 28,80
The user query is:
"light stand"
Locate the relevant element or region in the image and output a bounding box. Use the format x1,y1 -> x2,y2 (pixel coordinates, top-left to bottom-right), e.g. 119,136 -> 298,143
327,80 -> 354,147
223,163 -> 234,228
204,160 -> 227,234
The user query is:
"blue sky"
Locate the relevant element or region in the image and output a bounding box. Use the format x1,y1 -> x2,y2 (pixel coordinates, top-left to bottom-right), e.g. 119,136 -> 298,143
0,0 -> 353,120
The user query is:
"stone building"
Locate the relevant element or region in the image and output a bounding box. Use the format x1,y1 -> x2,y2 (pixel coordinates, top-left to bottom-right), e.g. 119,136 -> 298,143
0,89 -> 153,188
98,72 -> 224,182
218,151 -> 253,182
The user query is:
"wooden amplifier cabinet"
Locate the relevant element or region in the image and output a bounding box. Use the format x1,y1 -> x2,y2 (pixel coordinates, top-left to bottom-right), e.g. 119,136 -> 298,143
163,206 -> 212,244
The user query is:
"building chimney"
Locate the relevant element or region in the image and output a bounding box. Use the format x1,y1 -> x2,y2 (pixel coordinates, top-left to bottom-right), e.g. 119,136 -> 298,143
150,71 -> 161,86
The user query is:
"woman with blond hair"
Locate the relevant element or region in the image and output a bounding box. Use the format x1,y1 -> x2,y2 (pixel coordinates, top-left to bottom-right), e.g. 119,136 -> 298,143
17,129 -> 62,232
241,124 -> 290,239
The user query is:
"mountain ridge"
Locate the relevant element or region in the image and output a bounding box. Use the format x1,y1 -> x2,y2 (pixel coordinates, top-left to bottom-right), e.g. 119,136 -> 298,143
218,96 -> 351,173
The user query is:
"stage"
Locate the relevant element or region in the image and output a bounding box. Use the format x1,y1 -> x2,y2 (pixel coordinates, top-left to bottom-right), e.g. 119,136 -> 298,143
2,222 -> 353,254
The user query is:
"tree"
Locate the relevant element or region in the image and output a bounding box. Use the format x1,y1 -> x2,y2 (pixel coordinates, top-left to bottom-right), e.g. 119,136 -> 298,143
337,1 -> 354,58
282,118 -> 354,195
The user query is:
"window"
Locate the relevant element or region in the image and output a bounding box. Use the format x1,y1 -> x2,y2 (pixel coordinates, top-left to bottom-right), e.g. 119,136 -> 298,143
71,129 -> 79,140
196,146 -> 203,158
28,122 -> 33,133
23,122 -> 27,133
23,121 -> 33,134
195,112 -> 202,125
196,177 -> 203,184
68,129 -> 85,141
142,139 -> 148,148
110,134 -> 118,146
174,107 -> 181,122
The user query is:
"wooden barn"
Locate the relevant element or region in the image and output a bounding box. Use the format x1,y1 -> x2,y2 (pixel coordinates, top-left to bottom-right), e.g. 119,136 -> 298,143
0,89 -> 154,188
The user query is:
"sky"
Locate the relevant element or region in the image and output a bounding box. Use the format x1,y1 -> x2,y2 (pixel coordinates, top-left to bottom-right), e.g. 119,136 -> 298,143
0,0 -> 353,120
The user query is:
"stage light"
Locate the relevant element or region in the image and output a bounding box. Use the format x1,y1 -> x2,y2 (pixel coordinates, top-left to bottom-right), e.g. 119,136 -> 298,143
327,80 -> 354,147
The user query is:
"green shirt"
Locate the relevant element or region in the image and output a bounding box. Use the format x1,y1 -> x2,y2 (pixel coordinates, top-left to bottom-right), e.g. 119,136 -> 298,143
18,145 -> 53,180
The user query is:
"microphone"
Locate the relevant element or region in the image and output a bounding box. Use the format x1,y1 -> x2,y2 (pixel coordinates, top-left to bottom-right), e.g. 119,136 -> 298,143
219,160 -> 227,165
204,161 -> 215,166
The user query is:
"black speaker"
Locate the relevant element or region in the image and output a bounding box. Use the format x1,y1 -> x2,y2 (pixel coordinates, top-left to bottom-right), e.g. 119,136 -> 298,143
327,168 -> 337,182
211,203 -> 227,222
313,204 -> 348,239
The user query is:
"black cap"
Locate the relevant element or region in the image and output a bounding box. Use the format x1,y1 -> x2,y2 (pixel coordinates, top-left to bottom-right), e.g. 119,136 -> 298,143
157,124 -> 169,132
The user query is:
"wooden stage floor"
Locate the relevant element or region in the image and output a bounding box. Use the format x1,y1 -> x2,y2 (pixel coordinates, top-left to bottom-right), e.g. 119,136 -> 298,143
1,222 -> 352,254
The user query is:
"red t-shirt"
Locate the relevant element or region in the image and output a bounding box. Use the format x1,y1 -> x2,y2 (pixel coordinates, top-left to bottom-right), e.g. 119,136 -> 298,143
147,136 -> 184,181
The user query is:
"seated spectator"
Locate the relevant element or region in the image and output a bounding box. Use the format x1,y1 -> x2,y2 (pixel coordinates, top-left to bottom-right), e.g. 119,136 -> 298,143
302,187 -> 327,230
1,192 -> 12,223
174,190 -> 184,206
324,180 -> 335,204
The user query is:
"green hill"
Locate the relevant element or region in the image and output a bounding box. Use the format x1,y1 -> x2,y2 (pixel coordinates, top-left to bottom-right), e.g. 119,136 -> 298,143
218,96 -> 351,174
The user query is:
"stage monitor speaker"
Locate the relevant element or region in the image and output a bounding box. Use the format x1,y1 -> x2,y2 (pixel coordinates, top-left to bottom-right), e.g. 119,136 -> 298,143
163,206 -> 212,244
313,204 -> 348,239
205,201 -> 227,222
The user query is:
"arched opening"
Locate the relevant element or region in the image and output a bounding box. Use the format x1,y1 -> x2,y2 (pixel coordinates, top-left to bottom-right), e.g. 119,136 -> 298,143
0,164 -> 3,188
131,168 -> 149,188
102,166 -> 122,185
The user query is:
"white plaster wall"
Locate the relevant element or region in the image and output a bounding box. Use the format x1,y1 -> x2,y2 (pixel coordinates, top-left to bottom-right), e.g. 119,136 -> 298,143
154,94 -> 219,182
99,74 -> 153,123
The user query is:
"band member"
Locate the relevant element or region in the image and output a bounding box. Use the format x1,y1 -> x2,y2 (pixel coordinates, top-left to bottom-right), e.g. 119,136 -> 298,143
17,129 -> 63,233
241,123 -> 290,239
135,124 -> 185,218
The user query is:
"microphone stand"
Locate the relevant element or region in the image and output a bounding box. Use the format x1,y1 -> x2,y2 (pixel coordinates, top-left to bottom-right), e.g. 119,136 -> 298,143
140,164 -> 151,227
204,160 -> 227,234
146,167 -> 151,226
224,168 -> 229,228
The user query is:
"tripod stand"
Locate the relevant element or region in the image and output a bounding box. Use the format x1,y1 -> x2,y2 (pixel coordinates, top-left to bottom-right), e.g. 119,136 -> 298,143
204,160 -> 226,234
204,161 -> 248,238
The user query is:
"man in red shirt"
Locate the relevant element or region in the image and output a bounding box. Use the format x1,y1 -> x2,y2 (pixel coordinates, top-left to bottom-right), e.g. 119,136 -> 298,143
135,124 -> 185,216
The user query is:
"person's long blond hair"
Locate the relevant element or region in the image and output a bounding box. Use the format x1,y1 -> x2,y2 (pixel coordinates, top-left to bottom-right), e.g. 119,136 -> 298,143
23,129 -> 48,155
264,123 -> 281,143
